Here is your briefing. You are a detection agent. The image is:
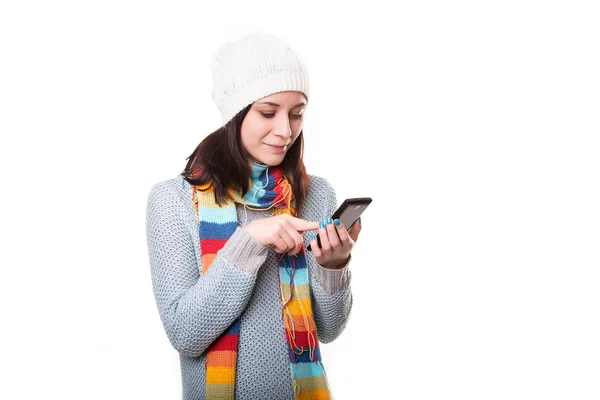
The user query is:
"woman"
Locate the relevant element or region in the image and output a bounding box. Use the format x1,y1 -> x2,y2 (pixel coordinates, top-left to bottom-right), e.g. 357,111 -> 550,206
146,31 -> 361,400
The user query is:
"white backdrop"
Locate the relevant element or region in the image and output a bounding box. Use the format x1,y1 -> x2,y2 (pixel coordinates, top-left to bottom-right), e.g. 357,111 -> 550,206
1,1 -> 599,399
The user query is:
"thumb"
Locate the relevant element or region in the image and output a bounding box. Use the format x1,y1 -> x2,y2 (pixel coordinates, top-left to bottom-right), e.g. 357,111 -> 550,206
348,218 -> 362,241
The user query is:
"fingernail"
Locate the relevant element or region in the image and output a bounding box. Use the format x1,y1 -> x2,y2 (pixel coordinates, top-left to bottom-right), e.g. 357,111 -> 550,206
326,217 -> 332,225
358,217 -> 362,223
334,219 -> 341,226
312,234 -> 316,241
319,221 -> 325,229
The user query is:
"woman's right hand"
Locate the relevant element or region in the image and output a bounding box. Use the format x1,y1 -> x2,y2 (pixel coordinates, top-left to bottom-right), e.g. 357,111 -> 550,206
242,214 -> 319,255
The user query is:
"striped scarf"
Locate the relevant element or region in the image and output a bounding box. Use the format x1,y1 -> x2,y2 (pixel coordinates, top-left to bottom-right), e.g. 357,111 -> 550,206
191,162 -> 332,400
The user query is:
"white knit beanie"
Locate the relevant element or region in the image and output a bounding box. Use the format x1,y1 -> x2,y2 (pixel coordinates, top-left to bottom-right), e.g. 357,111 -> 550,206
211,32 -> 310,125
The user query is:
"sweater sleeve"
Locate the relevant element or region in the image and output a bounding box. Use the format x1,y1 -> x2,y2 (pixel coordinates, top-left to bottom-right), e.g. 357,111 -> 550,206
145,181 -> 268,357
307,177 -> 354,344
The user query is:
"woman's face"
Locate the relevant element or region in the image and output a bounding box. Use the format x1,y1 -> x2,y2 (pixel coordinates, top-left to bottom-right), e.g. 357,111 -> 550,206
240,91 -> 307,166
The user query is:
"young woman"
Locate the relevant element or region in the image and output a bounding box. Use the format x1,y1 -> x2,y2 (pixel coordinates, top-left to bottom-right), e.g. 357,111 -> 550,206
146,31 -> 361,400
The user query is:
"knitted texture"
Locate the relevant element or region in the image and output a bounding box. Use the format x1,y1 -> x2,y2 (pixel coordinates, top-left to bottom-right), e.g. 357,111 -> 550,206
211,31 -> 309,125
146,174 -> 352,400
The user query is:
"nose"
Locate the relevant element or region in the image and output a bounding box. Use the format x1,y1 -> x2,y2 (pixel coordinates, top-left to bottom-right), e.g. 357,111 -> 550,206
272,115 -> 292,139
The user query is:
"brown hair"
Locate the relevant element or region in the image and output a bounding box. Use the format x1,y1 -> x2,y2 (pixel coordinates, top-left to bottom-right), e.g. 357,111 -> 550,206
180,104 -> 309,215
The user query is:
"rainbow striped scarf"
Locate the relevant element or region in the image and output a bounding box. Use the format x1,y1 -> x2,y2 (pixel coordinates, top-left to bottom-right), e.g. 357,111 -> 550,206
191,163 -> 332,400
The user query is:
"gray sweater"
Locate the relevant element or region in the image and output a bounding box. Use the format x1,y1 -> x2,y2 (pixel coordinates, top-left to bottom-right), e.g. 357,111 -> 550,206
145,174 -> 353,400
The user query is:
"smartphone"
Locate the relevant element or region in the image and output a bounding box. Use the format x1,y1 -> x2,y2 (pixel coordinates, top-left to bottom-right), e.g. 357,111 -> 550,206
306,197 -> 372,251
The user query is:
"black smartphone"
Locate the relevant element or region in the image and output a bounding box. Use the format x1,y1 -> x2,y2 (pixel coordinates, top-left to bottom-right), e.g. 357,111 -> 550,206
306,197 -> 372,251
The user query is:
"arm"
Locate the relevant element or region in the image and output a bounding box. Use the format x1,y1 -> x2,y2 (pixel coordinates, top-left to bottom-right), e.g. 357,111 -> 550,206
146,182 -> 268,357
309,259 -> 353,343
307,178 -> 353,343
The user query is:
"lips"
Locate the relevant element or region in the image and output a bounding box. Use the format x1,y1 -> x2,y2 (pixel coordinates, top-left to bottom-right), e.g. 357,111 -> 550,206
264,143 -> 287,154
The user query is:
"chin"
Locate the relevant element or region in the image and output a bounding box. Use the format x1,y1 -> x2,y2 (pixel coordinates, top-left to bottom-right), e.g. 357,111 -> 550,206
263,158 -> 285,167
255,154 -> 285,167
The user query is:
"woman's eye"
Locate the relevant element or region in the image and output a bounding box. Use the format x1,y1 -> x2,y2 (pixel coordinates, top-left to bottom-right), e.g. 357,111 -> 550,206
260,112 -> 303,119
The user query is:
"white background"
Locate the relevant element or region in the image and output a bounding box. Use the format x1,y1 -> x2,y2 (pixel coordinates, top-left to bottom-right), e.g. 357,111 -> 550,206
1,1 -> 599,399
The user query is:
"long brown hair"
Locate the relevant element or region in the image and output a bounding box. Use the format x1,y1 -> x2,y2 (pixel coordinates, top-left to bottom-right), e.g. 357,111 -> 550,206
181,104 -> 309,215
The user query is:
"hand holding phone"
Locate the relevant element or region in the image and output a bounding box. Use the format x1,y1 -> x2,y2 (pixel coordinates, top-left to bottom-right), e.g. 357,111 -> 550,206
307,197 -> 372,251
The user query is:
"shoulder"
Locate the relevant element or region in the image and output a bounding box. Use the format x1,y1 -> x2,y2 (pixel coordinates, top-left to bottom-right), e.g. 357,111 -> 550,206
147,174 -> 192,209
307,174 -> 336,197
302,174 -> 337,219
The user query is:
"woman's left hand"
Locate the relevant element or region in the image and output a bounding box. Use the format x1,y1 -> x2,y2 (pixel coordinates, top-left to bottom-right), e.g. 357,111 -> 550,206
309,217 -> 362,269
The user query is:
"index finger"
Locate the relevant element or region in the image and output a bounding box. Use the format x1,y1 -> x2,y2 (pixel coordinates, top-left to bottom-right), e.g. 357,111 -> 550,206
285,216 -> 320,232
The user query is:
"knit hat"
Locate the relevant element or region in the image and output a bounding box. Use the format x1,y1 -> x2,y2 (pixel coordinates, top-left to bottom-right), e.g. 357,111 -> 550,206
211,32 -> 310,125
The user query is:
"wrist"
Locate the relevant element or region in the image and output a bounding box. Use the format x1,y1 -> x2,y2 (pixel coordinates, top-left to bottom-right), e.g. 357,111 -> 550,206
321,255 -> 351,269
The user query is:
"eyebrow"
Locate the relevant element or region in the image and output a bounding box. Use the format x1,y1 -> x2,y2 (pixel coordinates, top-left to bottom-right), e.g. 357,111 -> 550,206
257,101 -> 306,108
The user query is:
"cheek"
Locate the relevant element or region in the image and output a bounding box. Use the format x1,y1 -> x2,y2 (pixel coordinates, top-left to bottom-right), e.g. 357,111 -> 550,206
240,117 -> 264,147
242,131 -> 260,149
292,122 -> 303,139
